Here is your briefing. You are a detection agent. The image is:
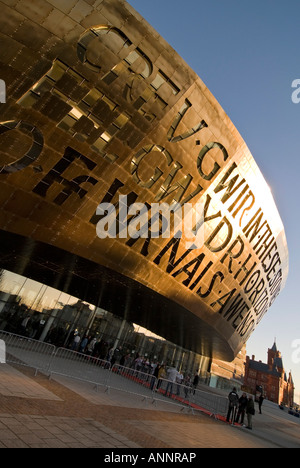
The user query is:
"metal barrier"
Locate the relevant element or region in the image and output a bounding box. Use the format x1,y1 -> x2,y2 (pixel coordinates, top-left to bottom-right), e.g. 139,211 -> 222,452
0,330 -> 230,418
151,377 -> 228,419
0,329 -> 56,374
153,377 -> 193,409
109,364 -> 158,403
108,367 -> 195,411
190,387 -> 228,419
48,347 -> 111,390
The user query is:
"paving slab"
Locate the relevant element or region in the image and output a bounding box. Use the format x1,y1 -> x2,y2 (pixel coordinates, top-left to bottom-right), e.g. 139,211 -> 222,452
0,363 -> 299,449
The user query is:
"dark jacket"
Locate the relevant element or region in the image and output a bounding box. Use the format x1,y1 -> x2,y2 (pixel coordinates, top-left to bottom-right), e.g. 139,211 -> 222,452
246,398 -> 255,415
228,390 -> 239,407
238,395 -> 248,410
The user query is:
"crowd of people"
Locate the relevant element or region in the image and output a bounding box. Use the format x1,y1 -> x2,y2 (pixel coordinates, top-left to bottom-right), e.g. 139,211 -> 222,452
69,333 -> 201,396
226,387 -> 263,430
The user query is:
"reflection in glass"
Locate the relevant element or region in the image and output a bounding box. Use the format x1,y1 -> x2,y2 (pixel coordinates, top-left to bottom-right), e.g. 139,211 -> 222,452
0,268 -> 227,383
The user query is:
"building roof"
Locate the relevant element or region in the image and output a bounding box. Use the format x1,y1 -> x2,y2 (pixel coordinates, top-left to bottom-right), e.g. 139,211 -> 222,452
271,341 -> 278,352
249,359 -> 281,377
248,342 -> 289,379
273,356 -> 283,371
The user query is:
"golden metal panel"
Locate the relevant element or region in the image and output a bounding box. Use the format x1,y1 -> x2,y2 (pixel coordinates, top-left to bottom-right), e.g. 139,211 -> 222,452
0,0 -> 288,361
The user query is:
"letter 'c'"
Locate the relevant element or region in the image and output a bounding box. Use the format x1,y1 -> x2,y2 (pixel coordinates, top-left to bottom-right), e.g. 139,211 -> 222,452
0,121 -> 44,174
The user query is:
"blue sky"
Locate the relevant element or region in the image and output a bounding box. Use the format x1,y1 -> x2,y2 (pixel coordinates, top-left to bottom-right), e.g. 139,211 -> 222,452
128,0 -> 300,398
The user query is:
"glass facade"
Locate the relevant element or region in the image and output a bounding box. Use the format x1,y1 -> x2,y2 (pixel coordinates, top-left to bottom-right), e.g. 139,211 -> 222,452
0,268 -> 211,378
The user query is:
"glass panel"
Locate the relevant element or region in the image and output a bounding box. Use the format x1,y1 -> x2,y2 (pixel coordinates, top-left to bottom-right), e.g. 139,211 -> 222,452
0,269 -> 212,381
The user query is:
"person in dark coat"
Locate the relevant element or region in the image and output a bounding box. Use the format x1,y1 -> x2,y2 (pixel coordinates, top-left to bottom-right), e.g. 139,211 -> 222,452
259,394 -> 264,414
235,392 -> 248,424
246,396 -> 255,430
226,387 -> 239,423
192,373 -> 199,394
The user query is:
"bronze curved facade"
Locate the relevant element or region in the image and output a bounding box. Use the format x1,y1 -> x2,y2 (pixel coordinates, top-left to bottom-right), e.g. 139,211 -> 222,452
0,0 -> 288,361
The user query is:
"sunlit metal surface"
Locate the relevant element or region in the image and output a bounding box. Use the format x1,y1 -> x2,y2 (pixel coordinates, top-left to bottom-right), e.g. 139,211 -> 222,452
0,0 -> 288,361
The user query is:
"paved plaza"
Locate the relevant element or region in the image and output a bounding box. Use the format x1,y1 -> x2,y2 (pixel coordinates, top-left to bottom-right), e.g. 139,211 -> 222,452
0,363 -> 300,449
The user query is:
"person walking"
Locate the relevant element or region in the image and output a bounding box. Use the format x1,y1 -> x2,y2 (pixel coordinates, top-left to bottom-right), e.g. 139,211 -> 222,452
246,396 -> 255,430
259,394 -> 264,414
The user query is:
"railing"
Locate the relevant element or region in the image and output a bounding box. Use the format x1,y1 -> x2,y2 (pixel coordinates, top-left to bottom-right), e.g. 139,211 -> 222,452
108,364 -> 159,404
48,347 -> 111,391
0,329 -> 56,375
0,330 -> 230,420
190,387 -> 228,419
151,377 -> 228,419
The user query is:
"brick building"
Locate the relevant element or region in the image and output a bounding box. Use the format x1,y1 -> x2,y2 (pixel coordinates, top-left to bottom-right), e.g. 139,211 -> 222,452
244,342 -> 294,406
